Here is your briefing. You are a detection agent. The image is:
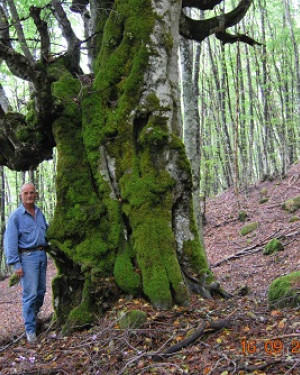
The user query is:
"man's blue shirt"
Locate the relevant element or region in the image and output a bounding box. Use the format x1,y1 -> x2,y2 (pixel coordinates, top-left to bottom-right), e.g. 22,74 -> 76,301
4,204 -> 48,270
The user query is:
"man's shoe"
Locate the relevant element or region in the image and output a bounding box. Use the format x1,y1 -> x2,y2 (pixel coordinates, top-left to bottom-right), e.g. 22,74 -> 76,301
26,331 -> 37,344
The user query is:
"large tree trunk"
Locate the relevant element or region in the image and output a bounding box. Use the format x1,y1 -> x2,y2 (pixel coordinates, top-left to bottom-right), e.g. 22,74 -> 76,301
47,0 -> 211,332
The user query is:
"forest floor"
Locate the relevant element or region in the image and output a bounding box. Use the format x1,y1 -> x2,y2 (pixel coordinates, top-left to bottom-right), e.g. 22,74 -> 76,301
0,163 -> 300,374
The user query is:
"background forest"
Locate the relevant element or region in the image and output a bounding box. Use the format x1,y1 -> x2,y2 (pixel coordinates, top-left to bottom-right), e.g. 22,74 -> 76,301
0,0 -> 299,273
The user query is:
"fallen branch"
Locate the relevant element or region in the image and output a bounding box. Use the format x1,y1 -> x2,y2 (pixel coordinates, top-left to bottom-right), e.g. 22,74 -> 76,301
0,332 -> 25,353
211,227 -> 300,268
164,319 -> 229,355
153,310 -> 237,358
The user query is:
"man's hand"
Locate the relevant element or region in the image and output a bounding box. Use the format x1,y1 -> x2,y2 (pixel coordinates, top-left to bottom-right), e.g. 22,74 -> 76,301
15,268 -> 24,277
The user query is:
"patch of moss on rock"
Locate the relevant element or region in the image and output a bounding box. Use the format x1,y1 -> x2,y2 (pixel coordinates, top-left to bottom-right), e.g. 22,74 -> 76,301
238,210 -> 248,222
282,195 -> 300,213
268,271 -> 300,308
240,222 -> 258,236
118,310 -> 147,329
289,216 -> 299,223
263,238 -> 284,256
259,197 -> 269,204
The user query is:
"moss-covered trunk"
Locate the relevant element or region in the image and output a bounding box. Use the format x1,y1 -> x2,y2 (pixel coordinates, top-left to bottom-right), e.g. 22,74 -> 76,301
47,0 -> 212,331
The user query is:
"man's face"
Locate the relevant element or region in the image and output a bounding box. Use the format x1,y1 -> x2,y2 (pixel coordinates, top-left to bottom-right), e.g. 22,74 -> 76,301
20,184 -> 37,206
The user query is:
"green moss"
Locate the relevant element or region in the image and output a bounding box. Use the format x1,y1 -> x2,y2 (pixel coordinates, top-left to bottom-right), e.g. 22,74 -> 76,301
118,310 -> 147,329
133,216 -> 184,309
169,134 -> 192,174
289,216 -> 299,223
114,243 -> 141,295
162,31 -> 174,52
63,278 -> 93,334
268,271 -> 300,308
183,240 -> 212,280
263,238 -> 284,256
25,100 -> 38,127
282,195 -> 300,213
49,0 -> 211,319
260,188 -> 268,196
240,222 -> 258,236
51,273 -> 85,326
48,70 -> 123,272
238,210 -> 248,222
259,197 -> 269,204
8,273 -> 20,287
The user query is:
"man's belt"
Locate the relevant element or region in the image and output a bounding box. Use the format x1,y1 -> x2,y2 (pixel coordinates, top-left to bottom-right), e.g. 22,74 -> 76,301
19,246 -> 47,253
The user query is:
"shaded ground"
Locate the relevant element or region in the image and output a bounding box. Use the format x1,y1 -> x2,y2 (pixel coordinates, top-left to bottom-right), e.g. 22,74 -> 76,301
0,164 -> 299,374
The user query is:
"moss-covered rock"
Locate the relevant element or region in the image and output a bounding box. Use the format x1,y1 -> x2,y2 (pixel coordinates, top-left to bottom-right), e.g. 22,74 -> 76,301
259,197 -> 269,204
268,271 -> 300,308
282,195 -> 300,213
238,210 -> 248,222
263,238 -> 284,256
289,216 -> 299,223
118,310 -> 147,329
240,222 -> 258,236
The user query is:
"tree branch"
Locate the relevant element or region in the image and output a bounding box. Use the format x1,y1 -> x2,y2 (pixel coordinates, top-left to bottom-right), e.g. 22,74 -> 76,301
182,0 -> 223,10
0,83 -> 11,113
29,6 -> 51,63
6,0 -> 34,63
0,43 -> 37,81
153,317 -> 232,358
0,4 -> 10,47
70,0 -> 89,14
0,5 -> 36,81
51,0 -> 81,73
216,31 -> 262,46
180,0 -> 259,46
0,111 -> 55,170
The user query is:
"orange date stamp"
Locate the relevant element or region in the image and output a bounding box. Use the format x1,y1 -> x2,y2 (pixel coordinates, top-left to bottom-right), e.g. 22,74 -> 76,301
241,338 -> 300,355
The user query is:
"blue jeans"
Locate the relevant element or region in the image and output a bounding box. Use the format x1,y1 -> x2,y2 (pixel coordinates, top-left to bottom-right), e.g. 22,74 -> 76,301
20,250 -> 47,333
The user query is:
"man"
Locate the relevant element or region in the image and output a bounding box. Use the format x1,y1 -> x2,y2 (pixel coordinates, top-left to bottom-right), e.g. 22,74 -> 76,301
4,183 -> 48,344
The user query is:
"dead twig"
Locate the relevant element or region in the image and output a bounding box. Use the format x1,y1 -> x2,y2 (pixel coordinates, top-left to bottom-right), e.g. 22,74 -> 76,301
0,332 -> 25,353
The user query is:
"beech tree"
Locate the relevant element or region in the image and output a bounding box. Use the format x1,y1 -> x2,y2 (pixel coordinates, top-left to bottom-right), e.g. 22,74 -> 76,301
0,0 -> 257,331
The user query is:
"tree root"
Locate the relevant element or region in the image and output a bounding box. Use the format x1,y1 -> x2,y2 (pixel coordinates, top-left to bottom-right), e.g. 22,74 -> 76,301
183,268 -> 232,299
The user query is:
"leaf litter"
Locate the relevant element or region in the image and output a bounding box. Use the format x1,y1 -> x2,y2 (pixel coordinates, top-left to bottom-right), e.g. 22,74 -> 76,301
0,164 -> 299,374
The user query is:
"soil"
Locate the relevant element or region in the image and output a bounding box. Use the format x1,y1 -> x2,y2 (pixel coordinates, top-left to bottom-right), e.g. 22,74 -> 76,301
0,163 -> 299,374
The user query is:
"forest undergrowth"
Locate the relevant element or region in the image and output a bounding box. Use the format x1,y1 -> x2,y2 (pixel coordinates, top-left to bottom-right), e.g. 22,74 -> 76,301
0,163 -> 299,375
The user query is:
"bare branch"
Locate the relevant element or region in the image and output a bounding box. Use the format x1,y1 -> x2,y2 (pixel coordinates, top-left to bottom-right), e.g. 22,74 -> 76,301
0,4 -> 10,47
51,0 -> 81,73
216,31 -> 262,46
0,83 -> 11,113
0,5 -> 36,81
6,0 -> 34,62
29,6 -> 51,63
70,0 -> 89,14
180,0 -> 258,46
182,0 -> 223,10
0,43 -> 36,81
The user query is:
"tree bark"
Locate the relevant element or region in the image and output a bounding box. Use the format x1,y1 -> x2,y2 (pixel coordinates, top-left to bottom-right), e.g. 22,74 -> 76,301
180,33 -> 203,240
46,0 -> 212,332
0,0 -> 256,332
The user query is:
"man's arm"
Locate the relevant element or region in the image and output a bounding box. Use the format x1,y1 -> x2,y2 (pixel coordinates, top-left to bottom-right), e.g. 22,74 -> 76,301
4,215 -> 22,272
